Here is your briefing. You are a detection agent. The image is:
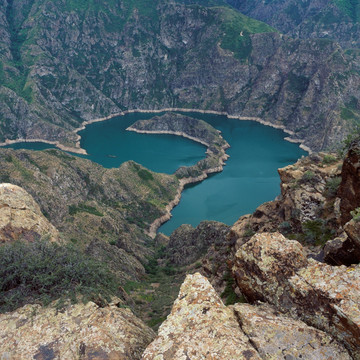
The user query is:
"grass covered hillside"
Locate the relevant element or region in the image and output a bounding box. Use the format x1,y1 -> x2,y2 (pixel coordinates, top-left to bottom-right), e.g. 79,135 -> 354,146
0,148 -> 179,284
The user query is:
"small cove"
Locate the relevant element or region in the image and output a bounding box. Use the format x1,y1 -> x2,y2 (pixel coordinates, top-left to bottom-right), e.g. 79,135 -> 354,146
4,111 -> 307,235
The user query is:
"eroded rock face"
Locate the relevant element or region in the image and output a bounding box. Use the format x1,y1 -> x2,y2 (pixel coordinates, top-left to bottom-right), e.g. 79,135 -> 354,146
230,153 -> 342,250
339,141 -> 360,225
0,300 -> 155,360
142,272 -> 260,360
233,302 -> 351,359
233,232 -> 360,358
165,221 -> 230,266
0,183 -> 59,243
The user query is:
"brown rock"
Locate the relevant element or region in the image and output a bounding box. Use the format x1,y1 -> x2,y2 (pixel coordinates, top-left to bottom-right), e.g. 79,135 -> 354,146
142,272 -> 260,360
233,232 -> 308,303
0,183 -> 59,243
233,232 -> 360,358
233,302 -> 351,359
0,300 -> 155,360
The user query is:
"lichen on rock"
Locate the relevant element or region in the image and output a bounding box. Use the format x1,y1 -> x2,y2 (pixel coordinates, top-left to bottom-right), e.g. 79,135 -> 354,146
0,299 -> 155,360
142,272 -> 260,359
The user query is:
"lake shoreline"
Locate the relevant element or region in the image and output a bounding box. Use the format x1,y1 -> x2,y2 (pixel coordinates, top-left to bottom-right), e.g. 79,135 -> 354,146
0,108 -> 312,155
126,121 -> 230,238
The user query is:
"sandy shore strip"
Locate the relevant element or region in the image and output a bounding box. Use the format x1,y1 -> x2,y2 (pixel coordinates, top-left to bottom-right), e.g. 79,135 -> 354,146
0,108 -> 311,155
126,129 -> 211,148
74,108 -> 312,154
0,138 -> 87,155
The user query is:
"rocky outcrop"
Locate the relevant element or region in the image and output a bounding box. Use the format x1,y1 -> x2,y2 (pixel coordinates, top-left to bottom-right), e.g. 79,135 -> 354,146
233,232 -> 360,358
0,299 -> 155,360
339,140 -> 360,225
0,183 -> 59,243
142,272 -> 350,359
233,302 -> 351,359
142,273 -> 261,360
230,152 -> 342,249
127,112 -> 229,152
323,229 -> 360,266
163,221 -> 230,266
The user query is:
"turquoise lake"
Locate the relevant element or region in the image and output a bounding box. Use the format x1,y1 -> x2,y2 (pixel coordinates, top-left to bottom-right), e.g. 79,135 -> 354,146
4,111 -> 307,235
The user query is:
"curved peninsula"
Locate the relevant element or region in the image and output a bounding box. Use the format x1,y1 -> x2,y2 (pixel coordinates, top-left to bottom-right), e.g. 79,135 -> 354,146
127,112 -> 230,237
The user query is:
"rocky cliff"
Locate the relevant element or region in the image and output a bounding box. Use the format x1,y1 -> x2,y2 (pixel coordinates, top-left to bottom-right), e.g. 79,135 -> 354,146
233,232 -> 360,358
1,0 -> 360,151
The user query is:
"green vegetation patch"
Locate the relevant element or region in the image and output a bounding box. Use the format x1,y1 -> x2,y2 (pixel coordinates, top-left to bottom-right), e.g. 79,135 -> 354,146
302,219 -> 335,246
324,176 -> 342,197
221,271 -> 246,306
218,7 -> 275,62
333,0 -> 360,22
0,239 -> 121,312
69,203 -> 104,217
351,207 -> 360,222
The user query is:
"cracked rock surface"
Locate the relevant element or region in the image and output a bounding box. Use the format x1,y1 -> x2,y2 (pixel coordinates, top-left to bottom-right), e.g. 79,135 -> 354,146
0,300 -> 155,360
0,183 -> 59,243
233,232 -> 360,358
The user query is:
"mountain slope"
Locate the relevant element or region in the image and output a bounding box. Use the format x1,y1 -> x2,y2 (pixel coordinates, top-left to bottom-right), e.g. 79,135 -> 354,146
226,0 -> 360,49
0,0 -> 360,150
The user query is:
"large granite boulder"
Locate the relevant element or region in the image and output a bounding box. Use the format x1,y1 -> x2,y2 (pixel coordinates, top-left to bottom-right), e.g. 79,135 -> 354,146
142,272 -> 349,359
233,232 -> 360,358
142,272 -> 261,359
0,299 -> 155,360
0,183 -> 59,243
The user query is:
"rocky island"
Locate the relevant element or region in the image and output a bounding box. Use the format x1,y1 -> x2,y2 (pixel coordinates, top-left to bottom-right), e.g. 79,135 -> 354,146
128,112 -> 230,236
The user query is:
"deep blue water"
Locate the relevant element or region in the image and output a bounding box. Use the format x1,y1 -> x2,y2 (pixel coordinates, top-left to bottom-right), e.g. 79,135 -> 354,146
3,111 -> 306,235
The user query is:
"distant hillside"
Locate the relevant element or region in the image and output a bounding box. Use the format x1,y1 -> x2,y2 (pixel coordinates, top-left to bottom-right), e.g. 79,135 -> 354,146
226,0 -> 360,49
0,0 -> 360,150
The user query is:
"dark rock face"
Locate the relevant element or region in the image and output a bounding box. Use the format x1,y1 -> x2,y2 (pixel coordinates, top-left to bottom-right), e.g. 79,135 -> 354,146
339,141 -> 360,225
324,231 -> 360,266
164,221 -> 230,266
0,1 -> 360,150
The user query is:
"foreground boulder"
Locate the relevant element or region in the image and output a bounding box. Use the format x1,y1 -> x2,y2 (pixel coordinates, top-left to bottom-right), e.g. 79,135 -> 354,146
233,232 -> 360,358
0,300 -> 155,360
142,272 -> 261,359
234,302 -> 350,359
142,273 -> 349,359
0,183 -> 59,243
